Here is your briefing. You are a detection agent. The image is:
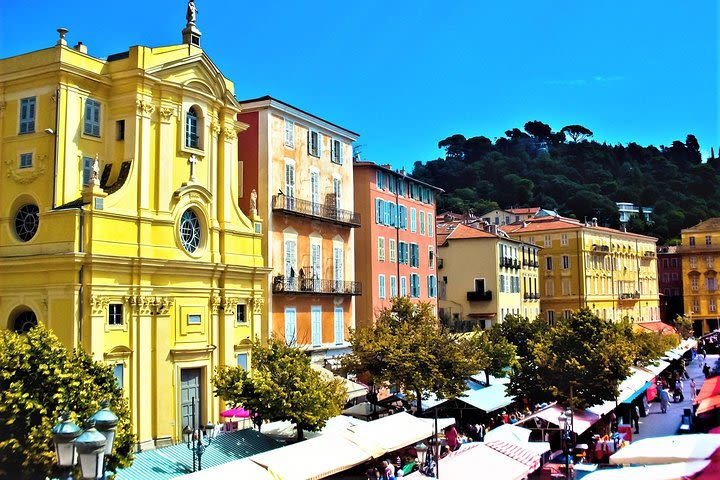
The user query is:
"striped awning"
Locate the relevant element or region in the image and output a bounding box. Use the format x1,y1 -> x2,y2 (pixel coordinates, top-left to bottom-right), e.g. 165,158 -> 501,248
485,440 -> 541,471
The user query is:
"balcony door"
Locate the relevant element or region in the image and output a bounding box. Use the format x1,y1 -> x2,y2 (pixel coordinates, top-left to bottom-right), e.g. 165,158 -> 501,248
474,278 -> 485,292
180,368 -> 202,431
311,171 -> 320,215
285,162 -> 295,208
311,243 -> 321,291
285,239 -> 297,289
334,246 -> 344,291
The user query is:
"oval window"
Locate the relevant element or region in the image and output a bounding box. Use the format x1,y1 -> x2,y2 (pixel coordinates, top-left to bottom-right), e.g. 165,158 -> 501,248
179,209 -> 201,253
14,204 -> 39,241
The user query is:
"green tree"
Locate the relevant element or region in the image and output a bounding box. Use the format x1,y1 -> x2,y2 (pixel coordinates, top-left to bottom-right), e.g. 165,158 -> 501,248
615,318 -> 679,366
213,339 -> 346,441
561,125 -> 593,142
507,309 -> 635,409
674,314 -> 695,340
495,314 -> 546,359
342,297 -> 480,414
0,325 -> 134,479
524,120 -> 553,140
469,326 -> 518,385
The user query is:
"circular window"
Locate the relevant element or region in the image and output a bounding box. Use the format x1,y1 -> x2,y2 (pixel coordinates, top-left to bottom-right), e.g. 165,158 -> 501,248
179,209 -> 201,253
14,204 -> 39,242
13,311 -> 37,334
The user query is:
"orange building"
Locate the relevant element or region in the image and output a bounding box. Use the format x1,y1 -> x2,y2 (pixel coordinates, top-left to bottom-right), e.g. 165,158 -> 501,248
353,162 -> 442,328
237,97 -> 360,360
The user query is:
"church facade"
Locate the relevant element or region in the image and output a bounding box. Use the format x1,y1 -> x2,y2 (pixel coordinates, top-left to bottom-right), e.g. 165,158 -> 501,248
0,21 -> 267,448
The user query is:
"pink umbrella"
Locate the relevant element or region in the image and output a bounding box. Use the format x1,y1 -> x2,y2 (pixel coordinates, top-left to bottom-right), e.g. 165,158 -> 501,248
220,406 -> 251,418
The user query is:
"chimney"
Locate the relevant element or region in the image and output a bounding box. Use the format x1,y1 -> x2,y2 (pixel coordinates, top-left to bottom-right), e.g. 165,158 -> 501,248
73,42 -> 87,54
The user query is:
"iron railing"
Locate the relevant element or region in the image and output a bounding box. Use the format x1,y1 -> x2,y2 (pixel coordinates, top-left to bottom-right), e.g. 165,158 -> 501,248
272,275 -> 361,296
524,293 -> 540,300
591,245 -> 610,254
619,292 -> 641,300
467,290 -> 492,301
272,195 -> 360,227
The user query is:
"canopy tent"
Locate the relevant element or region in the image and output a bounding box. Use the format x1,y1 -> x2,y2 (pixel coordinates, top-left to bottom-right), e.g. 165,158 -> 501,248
260,415 -> 363,441
220,406 -> 251,418
249,432 -> 373,480
342,411 -> 437,458
178,459 -> 276,480
696,376 -> 720,404
342,401 -> 388,420
484,440 -> 541,471
310,364 -> 368,401
642,359 -> 671,376
609,434 -> 720,465
529,405 -> 601,435
405,443 -> 537,480
587,367 -> 656,415
581,460 -> 711,480
696,395 -> 720,416
484,424 -> 532,444
418,417 -> 456,432
422,376 -> 513,414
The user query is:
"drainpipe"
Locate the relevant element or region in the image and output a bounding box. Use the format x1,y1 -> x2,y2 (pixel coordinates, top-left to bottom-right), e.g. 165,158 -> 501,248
77,206 -> 85,347
52,87 -> 61,208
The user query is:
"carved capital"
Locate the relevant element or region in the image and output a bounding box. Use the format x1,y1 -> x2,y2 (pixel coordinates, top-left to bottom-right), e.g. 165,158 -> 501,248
125,295 -> 154,315
210,295 -> 222,313
136,99 -> 155,117
159,106 -> 175,122
90,295 -> 110,315
221,127 -> 237,142
222,297 -> 240,316
211,122 -> 221,137
154,296 -> 174,315
251,296 -> 264,315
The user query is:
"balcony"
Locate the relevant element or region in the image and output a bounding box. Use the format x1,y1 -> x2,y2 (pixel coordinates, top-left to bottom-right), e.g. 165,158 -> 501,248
272,195 -> 361,228
272,275 -> 361,296
500,257 -> 521,270
591,245 -> 610,254
619,292 -> 641,301
522,259 -> 539,268
642,251 -> 656,259
523,293 -> 540,301
467,290 -> 492,301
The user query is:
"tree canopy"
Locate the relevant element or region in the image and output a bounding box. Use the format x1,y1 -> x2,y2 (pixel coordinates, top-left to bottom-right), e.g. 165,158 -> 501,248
342,297 -> 481,413
412,122 -> 719,243
468,325 -> 518,386
0,325 -> 134,479
213,339 -> 346,440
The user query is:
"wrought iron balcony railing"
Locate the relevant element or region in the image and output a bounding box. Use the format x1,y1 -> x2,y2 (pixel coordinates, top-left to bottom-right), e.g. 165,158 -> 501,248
591,245 -> 610,254
524,293 -> 540,300
272,275 -> 361,296
272,195 -> 361,228
467,290 -> 492,301
619,292 -> 641,300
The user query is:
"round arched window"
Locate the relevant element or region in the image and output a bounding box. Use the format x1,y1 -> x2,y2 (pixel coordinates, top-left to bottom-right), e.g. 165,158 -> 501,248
13,311 -> 37,334
14,204 -> 39,241
179,209 -> 201,253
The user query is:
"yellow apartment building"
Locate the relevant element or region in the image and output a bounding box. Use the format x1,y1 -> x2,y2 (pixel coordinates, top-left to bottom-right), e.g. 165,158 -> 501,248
0,15 -> 267,449
680,218 -> 720,334
436,221 -> 540,330
508,216 -> 659,323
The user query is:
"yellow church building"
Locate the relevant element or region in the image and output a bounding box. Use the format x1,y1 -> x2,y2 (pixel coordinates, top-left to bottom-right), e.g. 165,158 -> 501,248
0,15 -> 267,449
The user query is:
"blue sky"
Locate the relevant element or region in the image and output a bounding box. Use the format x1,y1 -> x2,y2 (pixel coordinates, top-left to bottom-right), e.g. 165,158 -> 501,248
1,0 -> 717,170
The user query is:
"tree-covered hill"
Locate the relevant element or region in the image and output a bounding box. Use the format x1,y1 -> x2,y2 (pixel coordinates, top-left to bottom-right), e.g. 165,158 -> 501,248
411,121 -> 720,244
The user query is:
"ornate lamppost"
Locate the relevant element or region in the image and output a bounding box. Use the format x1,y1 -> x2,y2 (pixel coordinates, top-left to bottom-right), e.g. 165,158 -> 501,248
182,397 -> 215,471
558,409 -> 574,480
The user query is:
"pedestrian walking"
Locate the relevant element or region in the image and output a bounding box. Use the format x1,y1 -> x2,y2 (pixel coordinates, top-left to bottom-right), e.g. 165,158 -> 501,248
659,386 -> 670,414
632,405 -> 640,434
690,378 -> 697,401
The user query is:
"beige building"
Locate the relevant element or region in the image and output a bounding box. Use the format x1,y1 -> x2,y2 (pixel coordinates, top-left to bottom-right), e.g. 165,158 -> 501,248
436,222 -> 540,330
507,216 -> 659,323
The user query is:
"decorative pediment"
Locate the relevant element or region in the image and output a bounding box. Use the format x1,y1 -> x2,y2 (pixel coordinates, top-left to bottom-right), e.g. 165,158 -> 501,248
104,345 -> 133,360
172,183 -> 213,205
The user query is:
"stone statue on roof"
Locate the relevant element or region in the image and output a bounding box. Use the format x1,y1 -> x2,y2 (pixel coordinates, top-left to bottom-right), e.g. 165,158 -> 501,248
186,0 -> 198,24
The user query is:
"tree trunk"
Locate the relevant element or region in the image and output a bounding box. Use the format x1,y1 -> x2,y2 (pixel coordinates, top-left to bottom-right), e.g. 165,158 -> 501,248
485,370 -> 490,386
297,425 -> 304,441
415,389 -> 423,416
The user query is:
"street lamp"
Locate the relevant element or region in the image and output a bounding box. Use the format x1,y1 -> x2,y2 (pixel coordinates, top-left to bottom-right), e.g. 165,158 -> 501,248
51,402 -> 118,480
558,409 -> 573,480
52,412 -> 81,480
75,421 -> 107,480
184,397 -> 213,472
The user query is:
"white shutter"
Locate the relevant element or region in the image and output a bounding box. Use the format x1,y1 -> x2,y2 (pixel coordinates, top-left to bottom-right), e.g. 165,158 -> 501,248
307,130 -> 312,155
334,308 -> 344,345
285,309 -> 296,346
338,141 -> 344,164
285,239 -> 297,278
334,246 -> 343,288
311,307 -> 322,347
317,133 -> 323,157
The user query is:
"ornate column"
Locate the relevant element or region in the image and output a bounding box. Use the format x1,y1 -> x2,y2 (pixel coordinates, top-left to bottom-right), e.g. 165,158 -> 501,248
127,294 -> 155,450
251,296 -> 264,342
152,296 -> 174,446
89,295 -> 109,362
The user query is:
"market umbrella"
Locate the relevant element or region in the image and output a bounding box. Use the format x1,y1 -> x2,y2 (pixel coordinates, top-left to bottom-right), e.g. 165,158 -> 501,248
580,460 -> 711,480
220,406 -> 251,418
708,426 -> 720,434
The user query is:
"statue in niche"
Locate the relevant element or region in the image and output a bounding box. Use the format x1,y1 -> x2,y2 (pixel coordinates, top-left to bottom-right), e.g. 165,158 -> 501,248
90,154 -> 100,186
250,189 -> 258,216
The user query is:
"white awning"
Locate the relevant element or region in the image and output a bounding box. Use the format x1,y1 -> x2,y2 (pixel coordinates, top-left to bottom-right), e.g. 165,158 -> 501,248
587,366 -> 656,416
418,417 -> 456,432
405,443 -> 535,480
424,376 -> 513,413
610,434 -> 720,465
249,432 -> 373,480
484,424 -> 532,444
582,461 -> 710,480
342,411 -> 435,458
530,405 -> 600,435
310,364 -> 368,401
178,458 -> 275,479
260,415 -> 363,441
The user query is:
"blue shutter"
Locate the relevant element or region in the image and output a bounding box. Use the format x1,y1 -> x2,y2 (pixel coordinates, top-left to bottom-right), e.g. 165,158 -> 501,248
334,308 -> 344,345
375,199 -> 382,224
311,307 -> 322,347
285,309 -> 297,346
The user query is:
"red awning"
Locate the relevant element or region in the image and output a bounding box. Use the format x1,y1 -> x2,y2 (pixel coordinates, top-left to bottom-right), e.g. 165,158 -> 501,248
696,395 -> 720,416
636,321 -> 677,334
696,376 -> 720,404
